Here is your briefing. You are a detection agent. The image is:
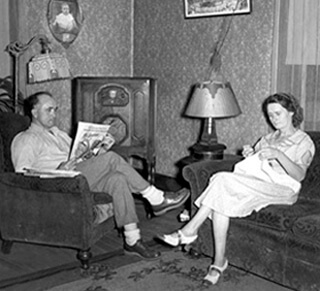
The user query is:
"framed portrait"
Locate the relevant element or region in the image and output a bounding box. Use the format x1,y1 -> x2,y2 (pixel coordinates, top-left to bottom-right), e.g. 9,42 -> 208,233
184,0 -> 252,18
47,0 -> 84,48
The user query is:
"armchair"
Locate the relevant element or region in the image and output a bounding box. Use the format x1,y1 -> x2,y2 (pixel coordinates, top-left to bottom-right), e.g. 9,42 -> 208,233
0,112 -> 115,269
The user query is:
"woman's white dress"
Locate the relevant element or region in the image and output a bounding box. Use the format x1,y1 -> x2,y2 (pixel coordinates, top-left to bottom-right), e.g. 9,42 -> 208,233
195,130 -> 315,218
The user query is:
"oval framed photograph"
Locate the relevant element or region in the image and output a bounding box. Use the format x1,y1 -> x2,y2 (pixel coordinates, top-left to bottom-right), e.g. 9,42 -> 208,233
47,0 -> 84,48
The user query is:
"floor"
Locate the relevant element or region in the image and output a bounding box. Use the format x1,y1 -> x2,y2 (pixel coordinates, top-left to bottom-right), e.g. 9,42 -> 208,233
0,173 -> 187,291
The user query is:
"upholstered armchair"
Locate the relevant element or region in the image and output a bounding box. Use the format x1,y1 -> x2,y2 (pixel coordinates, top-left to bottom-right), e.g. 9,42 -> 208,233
0,112 -> 115,269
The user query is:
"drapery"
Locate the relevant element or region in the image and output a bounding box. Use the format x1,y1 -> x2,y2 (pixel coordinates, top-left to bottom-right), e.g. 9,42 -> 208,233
286,0 -> 320,65
272,0 -> 320,130
0,0 -> 19,78
0,0 -> 10,77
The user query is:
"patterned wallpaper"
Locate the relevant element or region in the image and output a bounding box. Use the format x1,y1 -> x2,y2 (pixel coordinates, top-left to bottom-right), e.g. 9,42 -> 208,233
134,0 -> 274,176
18,0 -> 133,132
17,0 -> 274,177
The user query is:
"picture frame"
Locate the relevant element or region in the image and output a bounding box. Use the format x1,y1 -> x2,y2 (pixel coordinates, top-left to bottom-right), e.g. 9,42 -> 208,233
184,0 -> 252,18
47,0 -> 84,48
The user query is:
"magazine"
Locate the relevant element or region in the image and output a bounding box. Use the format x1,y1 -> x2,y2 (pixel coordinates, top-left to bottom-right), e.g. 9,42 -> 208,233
69,121 -> 115,162
23,168 -> 81,178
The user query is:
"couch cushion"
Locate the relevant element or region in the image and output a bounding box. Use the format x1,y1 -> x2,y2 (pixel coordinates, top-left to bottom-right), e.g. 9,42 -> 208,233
299,131 -> 320,201
242,199 -> 320,231
290,214 -> 320,249
0,134 -> 4,173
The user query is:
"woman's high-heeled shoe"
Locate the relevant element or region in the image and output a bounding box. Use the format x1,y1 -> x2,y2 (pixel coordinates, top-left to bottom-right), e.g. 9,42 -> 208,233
157,230 -> 197,247
203,259 -> 228,285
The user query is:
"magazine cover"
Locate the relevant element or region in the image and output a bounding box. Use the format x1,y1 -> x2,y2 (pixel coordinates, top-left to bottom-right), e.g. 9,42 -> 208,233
69,121 -> 115,161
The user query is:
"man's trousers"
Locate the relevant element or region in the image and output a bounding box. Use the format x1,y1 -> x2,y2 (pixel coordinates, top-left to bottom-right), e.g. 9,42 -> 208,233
76,151 -> 150,227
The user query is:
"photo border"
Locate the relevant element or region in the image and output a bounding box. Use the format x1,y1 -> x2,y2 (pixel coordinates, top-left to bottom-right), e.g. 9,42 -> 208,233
184,0 -> 252,19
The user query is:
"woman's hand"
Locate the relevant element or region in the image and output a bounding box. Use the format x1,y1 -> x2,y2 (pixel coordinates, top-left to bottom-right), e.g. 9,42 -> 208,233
57,158 -> 77,171
258,147 -> 281,160
258,146 -> 307,181
242,144 -> 255,157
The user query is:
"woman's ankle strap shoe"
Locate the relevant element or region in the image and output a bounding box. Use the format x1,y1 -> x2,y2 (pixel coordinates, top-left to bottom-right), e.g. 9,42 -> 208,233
157,230 -> 197,247
203,259 -> 228,285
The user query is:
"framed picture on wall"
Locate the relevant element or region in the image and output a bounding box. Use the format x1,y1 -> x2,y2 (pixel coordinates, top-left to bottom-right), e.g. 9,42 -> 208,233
47,0 -> 84,48
184,0 -> 252,18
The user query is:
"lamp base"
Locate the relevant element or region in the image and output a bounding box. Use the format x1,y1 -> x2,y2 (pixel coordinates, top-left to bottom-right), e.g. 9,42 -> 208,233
190,143 -> 226,160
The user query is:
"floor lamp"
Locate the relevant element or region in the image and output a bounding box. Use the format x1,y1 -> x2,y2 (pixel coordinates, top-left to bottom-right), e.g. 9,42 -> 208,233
5,34 -> 70,113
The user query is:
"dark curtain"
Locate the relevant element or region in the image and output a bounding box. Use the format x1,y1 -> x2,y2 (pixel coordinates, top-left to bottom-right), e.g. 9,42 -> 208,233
273,0 -> 320,130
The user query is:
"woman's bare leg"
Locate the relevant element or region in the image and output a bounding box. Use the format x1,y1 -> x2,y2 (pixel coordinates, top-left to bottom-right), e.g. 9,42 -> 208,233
171,205 -> 212,238
212,210 -> 229,267
202,211 -> 229,284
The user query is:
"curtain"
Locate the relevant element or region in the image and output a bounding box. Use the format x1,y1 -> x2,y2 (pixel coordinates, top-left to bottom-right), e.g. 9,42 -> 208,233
0,0 -> 10,77
0,0 -> 19,78
272,0 -> 320,130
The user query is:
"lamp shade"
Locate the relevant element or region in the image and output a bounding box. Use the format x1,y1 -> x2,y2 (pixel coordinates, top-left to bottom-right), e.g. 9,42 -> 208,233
28,52 -> 71,83
185,80 -> 241,118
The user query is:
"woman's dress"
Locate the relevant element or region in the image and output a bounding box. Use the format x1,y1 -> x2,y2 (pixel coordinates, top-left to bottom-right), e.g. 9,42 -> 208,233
194,129 -> 315,218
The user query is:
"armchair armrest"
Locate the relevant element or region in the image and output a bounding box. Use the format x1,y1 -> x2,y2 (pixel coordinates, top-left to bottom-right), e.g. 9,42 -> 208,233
0,172 -> 90,192
182,156 -> 242,200
0,173 -> 111,249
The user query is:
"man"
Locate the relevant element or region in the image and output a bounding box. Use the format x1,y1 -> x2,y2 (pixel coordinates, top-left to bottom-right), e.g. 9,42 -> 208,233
11,91 -> 190,260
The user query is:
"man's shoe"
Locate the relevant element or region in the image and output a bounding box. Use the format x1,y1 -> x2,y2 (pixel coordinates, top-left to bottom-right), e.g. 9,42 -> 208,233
124,239 -> 161,260
152,188 -> 190,216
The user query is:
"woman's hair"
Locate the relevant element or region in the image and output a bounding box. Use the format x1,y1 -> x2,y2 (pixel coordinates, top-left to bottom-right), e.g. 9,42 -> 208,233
261,92 -> 304,128
24,91 -> 53,119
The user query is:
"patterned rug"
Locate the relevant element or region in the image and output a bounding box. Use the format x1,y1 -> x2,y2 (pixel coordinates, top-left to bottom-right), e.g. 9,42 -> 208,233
46,250 -> 292,291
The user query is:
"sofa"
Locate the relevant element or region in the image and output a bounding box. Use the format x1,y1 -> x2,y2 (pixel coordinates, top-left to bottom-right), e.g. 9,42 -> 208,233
182,131 -> 320,291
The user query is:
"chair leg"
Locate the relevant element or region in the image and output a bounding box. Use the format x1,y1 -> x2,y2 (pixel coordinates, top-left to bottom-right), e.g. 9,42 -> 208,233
77,249 -> 92,269
1,240 -> 13,254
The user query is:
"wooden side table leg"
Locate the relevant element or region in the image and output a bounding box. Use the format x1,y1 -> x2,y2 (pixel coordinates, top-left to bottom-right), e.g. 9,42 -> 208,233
147,156 -> 156,185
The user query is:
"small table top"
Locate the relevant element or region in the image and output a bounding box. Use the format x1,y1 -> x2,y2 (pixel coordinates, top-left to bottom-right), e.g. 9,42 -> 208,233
177,153 -> 242,168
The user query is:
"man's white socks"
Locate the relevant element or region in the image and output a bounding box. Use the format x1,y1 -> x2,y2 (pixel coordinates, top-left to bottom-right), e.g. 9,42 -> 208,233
124,228 -> 141,246
140,185 -> 164,205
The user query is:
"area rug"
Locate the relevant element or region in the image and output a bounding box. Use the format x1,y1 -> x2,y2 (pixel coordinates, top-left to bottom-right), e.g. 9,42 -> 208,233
46,250 -> 292,291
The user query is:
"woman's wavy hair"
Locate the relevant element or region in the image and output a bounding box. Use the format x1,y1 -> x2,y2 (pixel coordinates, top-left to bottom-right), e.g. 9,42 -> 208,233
262,93 -> 304,129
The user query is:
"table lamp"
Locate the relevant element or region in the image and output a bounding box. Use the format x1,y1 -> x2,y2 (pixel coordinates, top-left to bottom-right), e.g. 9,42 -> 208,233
185,79 -> 241,159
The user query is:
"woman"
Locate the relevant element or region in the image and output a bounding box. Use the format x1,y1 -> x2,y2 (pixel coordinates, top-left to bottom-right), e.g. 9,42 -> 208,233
158,93 -> 315,285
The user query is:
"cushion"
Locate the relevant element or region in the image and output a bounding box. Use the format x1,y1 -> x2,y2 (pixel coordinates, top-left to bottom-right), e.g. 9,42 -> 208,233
93,203 -> 114,224
242,199 -> 320,231
0,112 -> 30,172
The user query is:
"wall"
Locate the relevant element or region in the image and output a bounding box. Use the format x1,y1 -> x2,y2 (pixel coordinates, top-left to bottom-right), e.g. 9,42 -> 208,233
16,0 -> 133,132
15,0 -> 275,177
134,0 -> 275,176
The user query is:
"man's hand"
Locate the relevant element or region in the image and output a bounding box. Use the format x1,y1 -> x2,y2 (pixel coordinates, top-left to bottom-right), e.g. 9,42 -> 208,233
57,158 -> 77,171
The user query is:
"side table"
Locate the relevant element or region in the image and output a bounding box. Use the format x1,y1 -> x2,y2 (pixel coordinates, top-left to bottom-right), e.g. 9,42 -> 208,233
177,153 -> 240,168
